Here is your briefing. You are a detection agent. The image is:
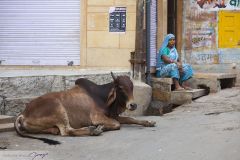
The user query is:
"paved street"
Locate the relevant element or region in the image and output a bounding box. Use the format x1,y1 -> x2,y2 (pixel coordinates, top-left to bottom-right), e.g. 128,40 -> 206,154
0,87 -> 240,160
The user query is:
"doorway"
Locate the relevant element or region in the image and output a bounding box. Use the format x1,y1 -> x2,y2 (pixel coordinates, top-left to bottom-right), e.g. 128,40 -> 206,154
167,0 -> 177,36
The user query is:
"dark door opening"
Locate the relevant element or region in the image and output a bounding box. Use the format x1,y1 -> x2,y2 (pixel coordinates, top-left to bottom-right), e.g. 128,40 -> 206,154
167,0 -> 177,44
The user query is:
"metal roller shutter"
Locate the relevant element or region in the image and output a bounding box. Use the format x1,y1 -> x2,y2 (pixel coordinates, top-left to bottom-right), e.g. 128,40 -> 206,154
150,0 -> 157,67
0,0 -> 80,65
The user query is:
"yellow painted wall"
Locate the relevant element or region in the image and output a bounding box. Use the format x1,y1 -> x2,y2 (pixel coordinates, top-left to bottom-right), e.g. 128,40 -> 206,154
219,11 -> 240,48
80,0 -> 136,68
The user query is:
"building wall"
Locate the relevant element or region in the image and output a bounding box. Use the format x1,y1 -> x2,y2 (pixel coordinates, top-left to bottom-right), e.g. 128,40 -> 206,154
182,0 -> 240,75
81,0 -> 136,69
183,0 -> 218,65
0,0 -> 136,69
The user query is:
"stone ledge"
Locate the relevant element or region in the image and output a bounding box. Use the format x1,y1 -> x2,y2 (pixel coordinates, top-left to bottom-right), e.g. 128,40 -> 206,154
2,97 -> 34,116
0,115 -> 15,124
1,82 -> 151,117
171,89 -> 207,105
172,89 -> 208,99
152,73 -> 237,82
0,123 -> 14,132
194,72 -> 237,80
190,72 -> 237,93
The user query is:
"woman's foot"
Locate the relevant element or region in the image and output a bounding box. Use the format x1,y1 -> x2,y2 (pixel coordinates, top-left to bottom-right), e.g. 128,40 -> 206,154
182,86 -> 193,90
182,81 -> 193,90
173,78 -> 185,91
175,86 -> 185,91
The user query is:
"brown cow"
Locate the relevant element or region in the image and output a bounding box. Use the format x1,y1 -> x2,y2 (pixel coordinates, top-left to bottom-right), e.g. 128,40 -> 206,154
14,72 -> 156,145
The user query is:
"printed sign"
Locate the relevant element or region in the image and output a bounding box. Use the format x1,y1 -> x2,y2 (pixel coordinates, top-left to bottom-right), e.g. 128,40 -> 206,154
195,0 -> 240,10
109,7 -> 126,32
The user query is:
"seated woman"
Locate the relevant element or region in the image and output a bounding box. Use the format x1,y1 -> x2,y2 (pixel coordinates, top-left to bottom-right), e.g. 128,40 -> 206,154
156,34 -> 193,91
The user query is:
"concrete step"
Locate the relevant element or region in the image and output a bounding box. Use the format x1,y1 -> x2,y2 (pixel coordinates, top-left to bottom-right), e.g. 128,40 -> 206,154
0,123 -> 14,132
0,115 -> 15,124
147,89 -> 208,116
172,88 -> 208,99
190,72 -> 237,93
171,89 -> 208,105
194,72 -> 237,79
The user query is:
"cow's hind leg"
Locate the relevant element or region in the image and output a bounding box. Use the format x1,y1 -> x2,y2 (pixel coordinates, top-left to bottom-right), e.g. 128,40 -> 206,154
57,124 -> 103,136
56,108 -> 103,136
68,126 -> 103,136
42,127 -> 60,135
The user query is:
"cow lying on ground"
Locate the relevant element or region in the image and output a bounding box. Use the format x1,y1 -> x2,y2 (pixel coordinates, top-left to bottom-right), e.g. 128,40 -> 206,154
14,72 -> 156,145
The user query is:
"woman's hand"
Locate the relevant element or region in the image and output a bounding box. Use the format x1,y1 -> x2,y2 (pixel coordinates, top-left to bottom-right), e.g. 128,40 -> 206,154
177,62 -> 183,74
162,55 -> 176,64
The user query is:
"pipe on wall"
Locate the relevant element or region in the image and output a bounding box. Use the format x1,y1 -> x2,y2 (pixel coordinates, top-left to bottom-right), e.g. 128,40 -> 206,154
146,0 -> 151,85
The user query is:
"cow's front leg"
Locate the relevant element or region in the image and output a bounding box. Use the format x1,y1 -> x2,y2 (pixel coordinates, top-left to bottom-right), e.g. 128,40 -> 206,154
91,114 -> 120,131
116,116 -> 156,127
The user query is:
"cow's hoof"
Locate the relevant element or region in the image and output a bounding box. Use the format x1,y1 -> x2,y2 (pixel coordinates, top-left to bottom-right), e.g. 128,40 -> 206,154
89,125 -> 103,136
144,121 -> 156,127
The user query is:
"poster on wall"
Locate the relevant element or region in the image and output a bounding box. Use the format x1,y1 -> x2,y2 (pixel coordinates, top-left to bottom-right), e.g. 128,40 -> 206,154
195,0 -> 240,10
109,7 -> 126,32
184,10 -> 217,51
183,0 -> 218,64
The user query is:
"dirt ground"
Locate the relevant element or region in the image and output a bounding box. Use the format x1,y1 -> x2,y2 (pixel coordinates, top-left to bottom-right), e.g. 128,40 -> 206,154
0,87 -> 240,160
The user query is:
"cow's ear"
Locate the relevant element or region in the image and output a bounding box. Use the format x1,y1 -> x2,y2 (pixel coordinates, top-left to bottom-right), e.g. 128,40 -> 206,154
106,88 -> 116,107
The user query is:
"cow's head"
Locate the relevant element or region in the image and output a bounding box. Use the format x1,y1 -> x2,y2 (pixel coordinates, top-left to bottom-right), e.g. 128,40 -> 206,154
109,72 -> 137,112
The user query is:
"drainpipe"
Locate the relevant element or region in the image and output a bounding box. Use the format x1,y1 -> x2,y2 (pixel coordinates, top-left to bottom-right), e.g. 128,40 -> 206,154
145,0 -> 151,85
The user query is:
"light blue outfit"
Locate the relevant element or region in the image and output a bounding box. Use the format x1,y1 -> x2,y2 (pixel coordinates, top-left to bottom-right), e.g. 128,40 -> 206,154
156,34 -> 193,84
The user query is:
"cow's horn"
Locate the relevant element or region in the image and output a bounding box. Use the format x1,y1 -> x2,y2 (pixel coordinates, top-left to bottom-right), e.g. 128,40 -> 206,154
111,72 -> 116,81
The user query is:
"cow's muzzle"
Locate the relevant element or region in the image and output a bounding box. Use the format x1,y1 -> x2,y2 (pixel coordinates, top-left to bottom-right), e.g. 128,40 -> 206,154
127,103 -> 137,111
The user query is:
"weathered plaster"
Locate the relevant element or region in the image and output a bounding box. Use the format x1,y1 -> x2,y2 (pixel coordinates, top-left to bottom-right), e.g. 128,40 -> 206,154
183,0 -> 240,66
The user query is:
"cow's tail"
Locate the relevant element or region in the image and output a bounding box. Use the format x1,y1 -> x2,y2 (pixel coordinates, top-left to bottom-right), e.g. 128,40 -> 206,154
14,115 -> 61,145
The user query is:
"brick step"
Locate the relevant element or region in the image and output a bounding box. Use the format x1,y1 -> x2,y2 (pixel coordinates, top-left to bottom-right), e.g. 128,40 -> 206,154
0,123 -> 14,132
0,115 -> 15,124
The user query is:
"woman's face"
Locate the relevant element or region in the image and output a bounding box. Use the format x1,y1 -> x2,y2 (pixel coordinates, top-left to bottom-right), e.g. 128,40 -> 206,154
168,38 -> 175,48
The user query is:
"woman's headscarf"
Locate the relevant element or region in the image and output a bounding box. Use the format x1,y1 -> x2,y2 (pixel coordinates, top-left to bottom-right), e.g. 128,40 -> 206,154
159,34 -> 175,53
156,34 -> 177,69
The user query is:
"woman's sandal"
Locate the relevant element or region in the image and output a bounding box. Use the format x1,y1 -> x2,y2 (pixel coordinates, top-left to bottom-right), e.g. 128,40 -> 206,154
175,87 -> 185,91
183,86 -> 193,90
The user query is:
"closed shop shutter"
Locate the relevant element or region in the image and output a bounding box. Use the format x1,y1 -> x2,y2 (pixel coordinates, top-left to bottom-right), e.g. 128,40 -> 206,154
219,11 -> 240,48
150,0 -> 157,67
0,0 -> 80,65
